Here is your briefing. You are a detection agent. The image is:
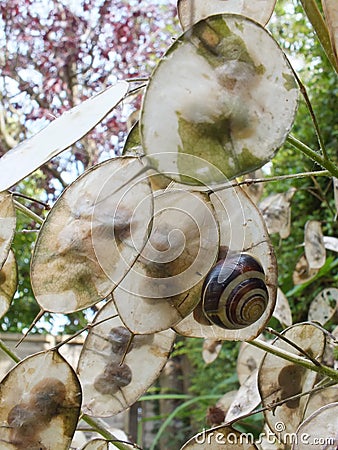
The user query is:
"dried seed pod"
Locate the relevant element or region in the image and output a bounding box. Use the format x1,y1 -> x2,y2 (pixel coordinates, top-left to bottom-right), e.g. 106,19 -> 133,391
0,351 -> 82,449
31,157 -> 153,313
177,0 -> 277,30
78,301 -> 175,417
141,14 -> 298,186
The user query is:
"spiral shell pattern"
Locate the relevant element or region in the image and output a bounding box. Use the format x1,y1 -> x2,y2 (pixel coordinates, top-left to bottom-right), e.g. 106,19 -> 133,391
202,253 -> 269,330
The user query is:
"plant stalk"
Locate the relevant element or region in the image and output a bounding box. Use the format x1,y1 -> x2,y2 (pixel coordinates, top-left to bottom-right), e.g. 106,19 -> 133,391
13,199 -> 44,224
249,338 -> 338,382
82,414 -> 137,449
299,0 -> 338,73
287,135 -> 338,178
0,339 -> 20,363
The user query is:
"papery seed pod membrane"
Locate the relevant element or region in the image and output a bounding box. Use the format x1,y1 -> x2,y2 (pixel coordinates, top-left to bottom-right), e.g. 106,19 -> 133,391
141,14 -> 298,187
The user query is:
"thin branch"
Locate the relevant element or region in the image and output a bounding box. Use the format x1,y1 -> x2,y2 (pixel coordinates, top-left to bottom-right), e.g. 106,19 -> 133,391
265,327 -> 322,367
291,68 -> 328,159
51,313 -> 119,351
126,84 -> 147,97
248,338 -> 338,382
125,77 -> 149,83
224,379 -> 337,429
233,170 -> 329,186
82,415 -> 141,450
0,339 -> 20,363
209,169 -> 330,194
287,135 -> 338,178
11,192 -> 51,210
13,199 -> 44,224
15,310 -> 45,347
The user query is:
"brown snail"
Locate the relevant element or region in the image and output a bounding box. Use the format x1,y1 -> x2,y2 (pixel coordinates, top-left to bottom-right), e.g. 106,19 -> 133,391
201,253 -> 268,330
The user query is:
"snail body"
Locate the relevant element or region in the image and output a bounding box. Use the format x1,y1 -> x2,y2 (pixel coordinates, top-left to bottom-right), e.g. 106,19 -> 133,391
202,253 -> 268,330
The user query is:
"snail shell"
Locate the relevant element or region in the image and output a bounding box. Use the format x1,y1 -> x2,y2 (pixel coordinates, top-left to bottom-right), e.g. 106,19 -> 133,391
202,253 -> 268,330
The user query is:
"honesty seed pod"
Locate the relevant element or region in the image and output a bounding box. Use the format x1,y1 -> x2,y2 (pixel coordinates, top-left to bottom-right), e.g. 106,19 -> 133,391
201,253 -> 269,330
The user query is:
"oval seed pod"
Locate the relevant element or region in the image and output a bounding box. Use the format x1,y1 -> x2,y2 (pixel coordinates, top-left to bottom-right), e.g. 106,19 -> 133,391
236,341 -> 266,385
258,323 -> 326,443
31,156 -> 153,313
114,188 -> 219,334
141,14 -> 298,187
293,402 -> 338,450
77,301 -> 175,417
0,350 -> 82,450
304,220 -> 326,269
0,81 -> 129,192
273,287 -> 293,328
308,287 -> 338,325
293,254 -> 318,285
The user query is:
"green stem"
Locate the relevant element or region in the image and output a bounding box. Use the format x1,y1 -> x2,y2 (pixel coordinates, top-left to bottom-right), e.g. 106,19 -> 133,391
299,0 -> 338,73
0,339 -> 20,363
249,339 -> 338,382
287,135 -> 338,178
291,68 -> 328,159
13,199 -> 44,224
82,415 -> 138,449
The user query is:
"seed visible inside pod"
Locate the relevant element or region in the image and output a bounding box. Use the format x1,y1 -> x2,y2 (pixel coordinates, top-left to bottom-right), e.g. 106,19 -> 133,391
108,326 -> 132,355
94,361 -> 132,396
7,404 -> 38,429
7,404 -> 44,449
94,373 -> 119,396
30,378 -> 67,418
133,333 -> 155,347
104,361 -> 132,387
